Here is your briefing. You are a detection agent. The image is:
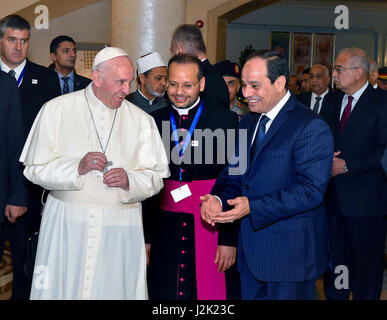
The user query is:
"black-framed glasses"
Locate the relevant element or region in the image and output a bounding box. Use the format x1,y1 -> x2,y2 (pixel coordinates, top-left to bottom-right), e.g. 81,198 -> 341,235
332,66 -> 359,73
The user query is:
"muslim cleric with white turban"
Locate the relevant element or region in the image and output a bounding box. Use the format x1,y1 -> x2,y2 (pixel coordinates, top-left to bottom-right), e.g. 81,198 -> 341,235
126,51 -> 169,114
20,47 -> 170,300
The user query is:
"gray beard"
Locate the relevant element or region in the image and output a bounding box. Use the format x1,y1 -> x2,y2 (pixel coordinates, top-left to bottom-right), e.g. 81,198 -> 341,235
144,82 -> 164,98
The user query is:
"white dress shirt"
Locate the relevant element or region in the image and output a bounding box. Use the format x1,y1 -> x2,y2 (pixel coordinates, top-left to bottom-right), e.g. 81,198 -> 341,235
0,58 -> 26,86
310,88 -> 329,114
251,90 -> 291,144
339,81 -> 369,120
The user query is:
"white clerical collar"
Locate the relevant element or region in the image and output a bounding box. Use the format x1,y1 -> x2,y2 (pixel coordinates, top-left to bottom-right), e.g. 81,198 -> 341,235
172,97 -> 201,116
0,58 -> 26,82
138,88 -> 156,105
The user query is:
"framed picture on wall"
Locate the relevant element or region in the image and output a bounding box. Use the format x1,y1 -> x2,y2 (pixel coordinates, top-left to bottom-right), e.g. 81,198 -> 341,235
291,32 -> 313,77
271,31 -> 290,61
314,33 -> 335,72
75,43 -> 109,79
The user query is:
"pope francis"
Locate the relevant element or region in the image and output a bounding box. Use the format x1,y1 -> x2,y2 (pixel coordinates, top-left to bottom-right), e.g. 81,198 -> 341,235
20,47 -> 170,300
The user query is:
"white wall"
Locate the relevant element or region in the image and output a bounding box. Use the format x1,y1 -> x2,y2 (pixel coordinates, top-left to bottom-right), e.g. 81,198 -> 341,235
185,0 -> 230,44
28,0 -> 111,67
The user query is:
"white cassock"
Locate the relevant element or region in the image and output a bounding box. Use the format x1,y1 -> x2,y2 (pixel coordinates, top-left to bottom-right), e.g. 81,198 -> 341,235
20,84 -> 170,300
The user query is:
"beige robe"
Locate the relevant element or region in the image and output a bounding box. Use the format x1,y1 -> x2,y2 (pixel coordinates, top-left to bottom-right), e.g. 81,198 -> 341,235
20,84 -> 170,300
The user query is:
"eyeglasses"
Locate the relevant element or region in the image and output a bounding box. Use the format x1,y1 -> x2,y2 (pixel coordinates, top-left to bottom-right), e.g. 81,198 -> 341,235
332,66 -> 359,74
167,79 -> 200,91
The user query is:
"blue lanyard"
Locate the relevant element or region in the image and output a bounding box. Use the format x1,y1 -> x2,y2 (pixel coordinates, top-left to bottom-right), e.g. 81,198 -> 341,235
170,101 -> 203,183
17,66 -> 26,87
0,65 -> 25,87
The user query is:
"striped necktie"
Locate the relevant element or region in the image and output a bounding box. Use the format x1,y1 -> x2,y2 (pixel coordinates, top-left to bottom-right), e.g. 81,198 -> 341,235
250,115 -> 270,163
8,69 -> 17,81
313,96 -> 322,113
62,76 -> 70,94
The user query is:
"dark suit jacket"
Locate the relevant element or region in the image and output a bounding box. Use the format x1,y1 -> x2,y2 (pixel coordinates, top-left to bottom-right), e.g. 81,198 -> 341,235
211,93 -> 334,282
74,73 -> 91,92
18,59 -> 61,214
0,71 -> 29,224
201,59 -> 229,110
296,88 -> 332,114
381,147 -> 387,176
19,59 -> 61,133
321,84 -> 387,218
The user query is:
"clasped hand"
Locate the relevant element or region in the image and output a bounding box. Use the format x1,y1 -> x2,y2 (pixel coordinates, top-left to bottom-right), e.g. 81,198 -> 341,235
200,194 -> 250,227
331,151 -> 347,177
78,152 -> 129,190
5,205 -> 27,223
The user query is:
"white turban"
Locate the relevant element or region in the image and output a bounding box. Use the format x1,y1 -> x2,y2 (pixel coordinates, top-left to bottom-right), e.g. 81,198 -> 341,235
136,52 -> 166,74
92,47 -> 129,70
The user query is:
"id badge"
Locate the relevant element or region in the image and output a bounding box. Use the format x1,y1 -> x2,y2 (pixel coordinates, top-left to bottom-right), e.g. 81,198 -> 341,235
170,184 -> 192,203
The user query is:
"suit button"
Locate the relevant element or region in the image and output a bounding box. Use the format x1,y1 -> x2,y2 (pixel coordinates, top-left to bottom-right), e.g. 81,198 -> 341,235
245,184 -> 249,190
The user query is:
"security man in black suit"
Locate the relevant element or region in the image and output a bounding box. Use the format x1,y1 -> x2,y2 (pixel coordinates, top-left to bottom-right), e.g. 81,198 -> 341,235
321,48 -> 387,300
170,24 -> 229,110
0,14 -> 61,299
49,35 -> 91,94
0,71 -> 29,300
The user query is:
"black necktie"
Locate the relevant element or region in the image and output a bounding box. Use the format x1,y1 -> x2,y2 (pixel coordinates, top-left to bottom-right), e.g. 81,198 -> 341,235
8,69 -> 16,81
62,76 -> 70,94
250,115 -> 270,163
313,96 -> 322,113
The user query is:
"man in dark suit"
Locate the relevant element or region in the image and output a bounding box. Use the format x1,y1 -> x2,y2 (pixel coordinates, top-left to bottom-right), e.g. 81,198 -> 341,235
0,71 -> 29,299
170,24 -> 229,110
0,14 -> 61,299
297,64 -> 331,114
320,48 -> 387,300
49,35 -> 91,94
201,50 -> 334,300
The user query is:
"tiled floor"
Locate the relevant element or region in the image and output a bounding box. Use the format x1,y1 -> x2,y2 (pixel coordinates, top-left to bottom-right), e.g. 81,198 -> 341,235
0,241 -> 12,300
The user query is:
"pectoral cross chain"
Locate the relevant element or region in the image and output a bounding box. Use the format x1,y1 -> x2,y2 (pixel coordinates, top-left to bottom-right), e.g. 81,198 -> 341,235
84,90 -> 118,175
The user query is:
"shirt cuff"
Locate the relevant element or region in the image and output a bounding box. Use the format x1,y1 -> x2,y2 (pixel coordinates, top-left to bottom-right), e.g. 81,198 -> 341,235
75,174 -> 87,189
119,170 -> 131,203
214,195 -> 223,207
